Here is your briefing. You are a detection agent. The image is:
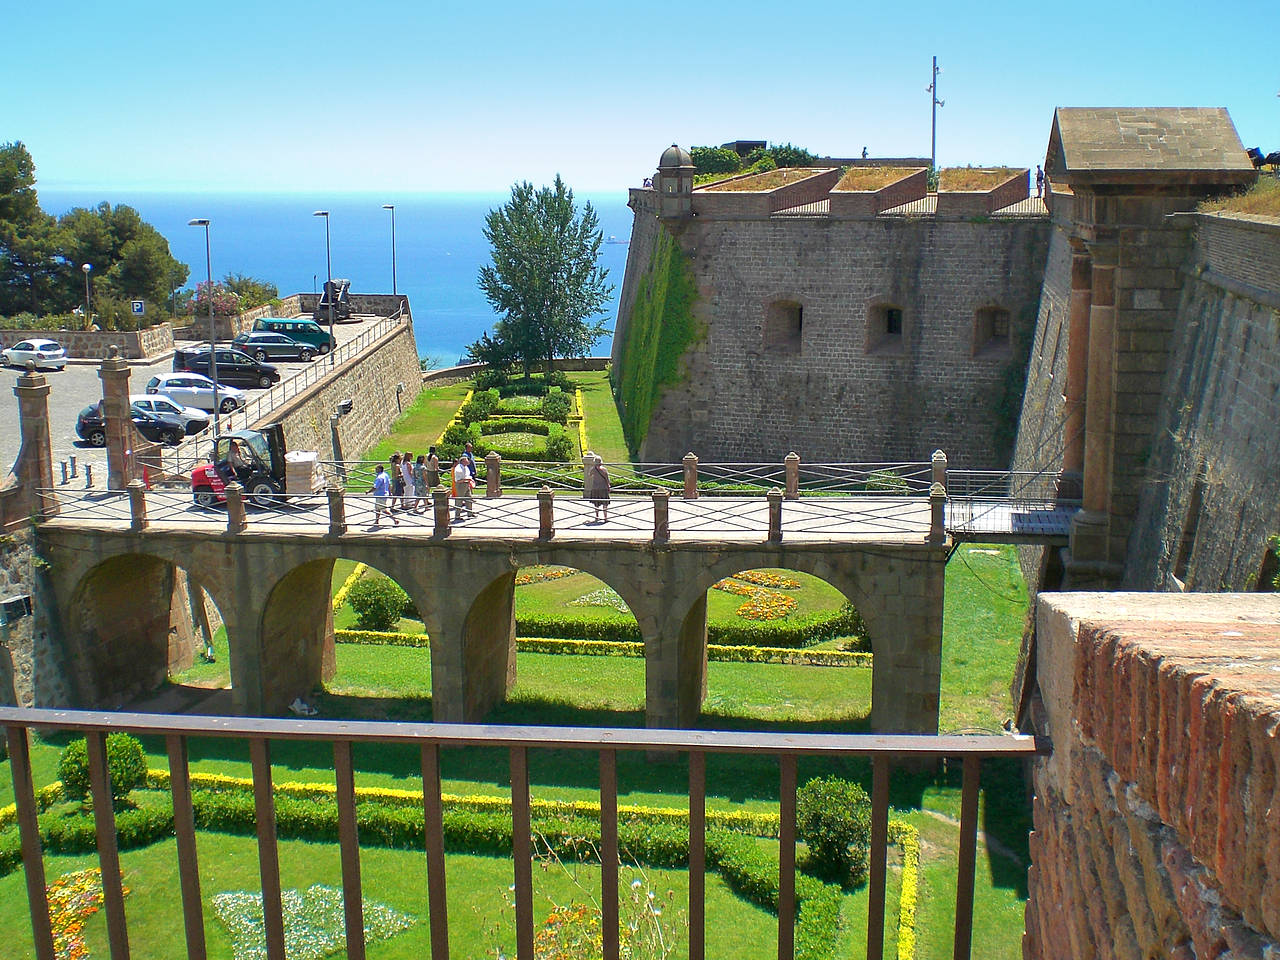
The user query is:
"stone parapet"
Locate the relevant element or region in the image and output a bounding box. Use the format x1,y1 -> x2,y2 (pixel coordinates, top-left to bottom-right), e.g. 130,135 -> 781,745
1026,592 -> 1280,959
0,323 -> 174,360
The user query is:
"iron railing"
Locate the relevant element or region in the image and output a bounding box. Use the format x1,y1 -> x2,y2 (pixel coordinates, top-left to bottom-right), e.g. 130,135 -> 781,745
0,706 -> 1047,960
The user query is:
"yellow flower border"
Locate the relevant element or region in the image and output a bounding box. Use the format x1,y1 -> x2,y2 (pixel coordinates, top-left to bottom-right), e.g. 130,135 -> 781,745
331,563 -> 368,613
434,389 -> 473,445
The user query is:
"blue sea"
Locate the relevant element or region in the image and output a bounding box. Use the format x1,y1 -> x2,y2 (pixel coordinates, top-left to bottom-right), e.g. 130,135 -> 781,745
38,190 -> 636,365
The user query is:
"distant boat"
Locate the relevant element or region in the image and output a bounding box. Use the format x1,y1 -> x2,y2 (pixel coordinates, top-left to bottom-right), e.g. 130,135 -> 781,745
605,235 -> 628,245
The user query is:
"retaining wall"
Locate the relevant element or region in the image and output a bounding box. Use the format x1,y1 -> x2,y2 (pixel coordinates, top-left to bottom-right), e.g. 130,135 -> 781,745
0,323 -> 174,359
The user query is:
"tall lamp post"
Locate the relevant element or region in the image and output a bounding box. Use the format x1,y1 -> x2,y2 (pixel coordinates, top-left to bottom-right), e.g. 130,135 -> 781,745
381,203 -> 397,296
81,264 -> 92,330
927,55 -> 945,173
314,210 -> 333,363
187,218 -> 220,441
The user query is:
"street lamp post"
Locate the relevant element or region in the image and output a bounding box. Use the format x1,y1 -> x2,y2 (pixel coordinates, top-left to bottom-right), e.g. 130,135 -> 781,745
187,218 -> 220,441
381,203 -> 397,295
314,210 -> 333,362
81,264 -> 92,331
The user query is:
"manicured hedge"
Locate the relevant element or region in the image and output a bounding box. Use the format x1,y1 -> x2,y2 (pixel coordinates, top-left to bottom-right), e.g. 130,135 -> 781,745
477,417 -> 551,436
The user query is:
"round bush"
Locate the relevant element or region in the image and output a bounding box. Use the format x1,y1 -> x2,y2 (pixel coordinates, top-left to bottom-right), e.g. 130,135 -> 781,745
347,576 -> 410,631
545,432 -> 575,462
796,776 -> 871,884
542,391 -> 571,424
58,733 -> 147,802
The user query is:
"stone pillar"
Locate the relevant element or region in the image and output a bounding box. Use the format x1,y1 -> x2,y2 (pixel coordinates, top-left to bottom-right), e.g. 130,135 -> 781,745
646,592 -> 708,729
225,483 -> 246,534
767,488 -> 783,541
98,347 -> 133,490
127,479 -> 148,531
682,453 -> 699,499
784,452 -> 800,500
485,452 -> 502,497
459,572 -> 517,721
538,486 -> 554,539
327,487 -> 346,536
928,482 -> 946,544
866,551 -> 945,734
1059,250 -> 1093,499
931,449 -> 948,490
13,365 -> 56,518
433,488 -> 450,536
651,490 -> 670,542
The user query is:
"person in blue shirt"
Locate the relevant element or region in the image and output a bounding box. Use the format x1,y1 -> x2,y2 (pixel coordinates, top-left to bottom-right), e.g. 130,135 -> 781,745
371,464 -> 399,526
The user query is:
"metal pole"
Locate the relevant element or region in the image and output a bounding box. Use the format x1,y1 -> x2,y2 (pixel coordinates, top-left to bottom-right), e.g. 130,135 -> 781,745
315,210 -> 333,363
928,56 -> 944,173
81,264 -> 92,331
188,218 -> 219,441
382,203 -> 397,295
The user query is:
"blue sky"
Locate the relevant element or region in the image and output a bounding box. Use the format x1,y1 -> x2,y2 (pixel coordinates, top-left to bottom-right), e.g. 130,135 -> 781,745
6,0 -> 1278,193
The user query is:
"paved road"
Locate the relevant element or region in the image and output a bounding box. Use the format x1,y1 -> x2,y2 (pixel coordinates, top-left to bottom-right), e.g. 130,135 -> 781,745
0,318 -> 377,488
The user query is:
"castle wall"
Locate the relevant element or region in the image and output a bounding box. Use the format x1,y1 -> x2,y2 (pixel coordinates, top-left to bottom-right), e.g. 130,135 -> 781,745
1025,592 -> 1280,960
1124,214 -> 1280,591
631,208 -> 1050,466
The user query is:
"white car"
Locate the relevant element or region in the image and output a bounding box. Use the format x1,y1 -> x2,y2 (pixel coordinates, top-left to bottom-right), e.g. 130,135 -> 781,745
130,393 -> 211,432
1,338 -> 67,370
145,373 -> 245,414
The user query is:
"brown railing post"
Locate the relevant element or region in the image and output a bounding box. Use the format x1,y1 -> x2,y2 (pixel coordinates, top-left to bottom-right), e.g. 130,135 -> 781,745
251,738 -> 287,960
86,731 -> 131,958
784,451 -> 800,500
166,734 -> 208,960
510,747 -> 534,960
867,756 -> 891,960
420,744 -> 450,960
538,485 -> 555,539
6,725 -> 55,960
127,477 -> 148,531
953,756 -> 981,960
932,448 -> 948,491
682,452 -> 699,500
688,752 -> 706,960
778,755 -> 797,960
600,749 -> 619,960
485,452 -> 502,497
334,741 -> 366,960
327,486 -> 346,536
225,482 -> 247,534
433,487 -> 450,536
768,488 -> 783,542
929,481 -> 947,544
652,489 -> 670,542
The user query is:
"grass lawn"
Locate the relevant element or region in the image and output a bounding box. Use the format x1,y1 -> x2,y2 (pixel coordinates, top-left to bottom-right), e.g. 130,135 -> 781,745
570,369 -> 630,463
361,381 -> 472,461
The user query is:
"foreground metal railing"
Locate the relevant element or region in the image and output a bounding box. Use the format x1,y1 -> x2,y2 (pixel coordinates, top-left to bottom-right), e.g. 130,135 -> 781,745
1,707 -> 1046,960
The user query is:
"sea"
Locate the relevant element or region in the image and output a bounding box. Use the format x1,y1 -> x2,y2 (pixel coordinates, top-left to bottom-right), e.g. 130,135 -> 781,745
37,190 -> 636,365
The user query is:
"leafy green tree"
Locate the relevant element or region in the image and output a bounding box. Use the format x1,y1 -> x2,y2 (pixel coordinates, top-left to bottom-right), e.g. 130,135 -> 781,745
59,202 -> 189,312
472,177 -> 613,376
769,143 -> 816,167
0,142 -> 41,226
223,272 -> 278,309
690,146 -> 742,175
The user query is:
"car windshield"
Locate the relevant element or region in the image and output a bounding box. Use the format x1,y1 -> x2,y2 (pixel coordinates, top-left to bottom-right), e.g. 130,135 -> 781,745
146,377 -> 160,390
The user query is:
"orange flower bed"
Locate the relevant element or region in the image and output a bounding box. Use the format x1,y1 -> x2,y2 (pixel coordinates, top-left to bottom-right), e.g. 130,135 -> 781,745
48,868 -> 130,960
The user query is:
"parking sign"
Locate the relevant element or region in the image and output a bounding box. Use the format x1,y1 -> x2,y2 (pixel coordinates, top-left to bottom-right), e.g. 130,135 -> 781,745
130,300 -> 145,316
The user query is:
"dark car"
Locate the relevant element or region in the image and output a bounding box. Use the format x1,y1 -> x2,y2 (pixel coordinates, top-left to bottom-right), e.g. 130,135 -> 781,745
173,347 -> 281,389
76,402 -> 192,447
231,331 -> 317,363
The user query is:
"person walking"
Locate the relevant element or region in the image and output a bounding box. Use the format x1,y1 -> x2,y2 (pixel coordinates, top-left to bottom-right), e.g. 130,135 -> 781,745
400,451 -> 416,511
427,446 -> 440,489
389,453 -> 405,511
412,454 -> 429,512
371,463 -> 399,526
462,441 -> 478,480
585,453 -> 611,522
1035,165 -> 1045,199
451,456 -> 475,521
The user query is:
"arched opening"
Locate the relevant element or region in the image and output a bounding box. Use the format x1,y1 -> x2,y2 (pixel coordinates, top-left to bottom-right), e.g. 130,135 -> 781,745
698,567 -> 871,730
467,562 -> 648,725
764,299 -> 804,354
64,553 -> 232,713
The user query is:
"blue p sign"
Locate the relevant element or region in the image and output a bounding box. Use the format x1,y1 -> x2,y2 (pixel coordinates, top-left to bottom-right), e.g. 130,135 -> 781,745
130,300 -> 145,315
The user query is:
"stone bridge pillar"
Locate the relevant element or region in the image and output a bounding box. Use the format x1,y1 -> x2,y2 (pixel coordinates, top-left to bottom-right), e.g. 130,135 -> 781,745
13,365 -> 56,518
98,348 -> 133,489
430,568 -> 516,723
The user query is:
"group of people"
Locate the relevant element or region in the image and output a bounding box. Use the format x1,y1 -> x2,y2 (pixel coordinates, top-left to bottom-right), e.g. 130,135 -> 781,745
369,442 -> 479,526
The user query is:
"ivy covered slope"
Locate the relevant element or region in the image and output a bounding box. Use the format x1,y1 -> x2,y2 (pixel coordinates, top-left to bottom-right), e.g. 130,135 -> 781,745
613,227 -> 702,454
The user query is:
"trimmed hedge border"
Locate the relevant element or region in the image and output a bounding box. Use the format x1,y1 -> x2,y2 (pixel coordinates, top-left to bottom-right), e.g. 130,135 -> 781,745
335,630 -> 872,667
889,820 -> 921,960
332,563 -> 368,613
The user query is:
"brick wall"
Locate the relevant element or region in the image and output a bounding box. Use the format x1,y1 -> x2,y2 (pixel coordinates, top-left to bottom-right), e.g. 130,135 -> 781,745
631,213 -> 1050,466
1025,593 -> 1280,959
0,323 -> 174,359
1125,214 -> 1280,590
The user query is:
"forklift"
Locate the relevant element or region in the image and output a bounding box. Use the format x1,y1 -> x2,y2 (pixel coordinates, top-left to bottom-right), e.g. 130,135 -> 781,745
191,423 -> 299,508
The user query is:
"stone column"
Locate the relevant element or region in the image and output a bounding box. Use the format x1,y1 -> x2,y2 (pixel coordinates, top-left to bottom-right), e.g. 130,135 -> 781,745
485,453 -> 502,497
459,572 -> 517,721
98,347 -> 133,489
651,490 -> 670,542
784,452 -> 800,500
682,453 -> 699,500
1060,250 -> 1093,499
327,487 -> 346,536
646,590 -> 708,730
13,365 -> 56,518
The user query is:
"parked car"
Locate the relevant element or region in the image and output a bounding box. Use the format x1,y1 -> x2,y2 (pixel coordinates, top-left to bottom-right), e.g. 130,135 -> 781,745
76,402 -> 191,447
1,338 -> 67,370
144,373 -> 245,413
173,347 -> 280,389
129,393 -> 209,433
231,331 -> 318,363
250,317 -> 336,354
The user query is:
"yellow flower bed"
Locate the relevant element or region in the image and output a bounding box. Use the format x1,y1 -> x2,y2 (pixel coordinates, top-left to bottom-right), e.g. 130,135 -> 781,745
515,566 -> 579,586
888,820 -> 921,959
711,576 -> 798,620
434,389 -> 473,445
733,570 -> 801,590
331,562 -> 368,613
48,867 -> 129,960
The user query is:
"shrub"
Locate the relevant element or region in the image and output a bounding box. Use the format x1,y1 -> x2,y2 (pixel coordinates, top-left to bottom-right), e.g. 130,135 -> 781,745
57,734 -> 148,803
690,146 -> 742,175
769,143 -> 816,167
796,777 -> 871,884
473,367 -> 510,390
542,391 -> 571,424
346,576 -> 409,631
478,417 -> 551,436
544,369 -> 572,391
459,388 -> 500,424
545,431 -> 575,462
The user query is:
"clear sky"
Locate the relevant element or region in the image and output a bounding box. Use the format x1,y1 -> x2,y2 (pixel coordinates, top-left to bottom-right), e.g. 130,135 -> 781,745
6,0 -> 1278,193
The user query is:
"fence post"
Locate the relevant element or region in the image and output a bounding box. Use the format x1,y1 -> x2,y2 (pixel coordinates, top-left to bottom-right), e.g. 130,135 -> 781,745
928,481 -> 947,544
327,486 -> 346,536
768,488 -> 783,542
225,482 -> 247,534
538,485 -> 555,539
433,488 -> 451,536
486,452 -> 502,498
931,449 -> 948,492
784,452 -> 801,500
652,489 -> 670,542
682,452 -> 699,500
127,478 -> 148,532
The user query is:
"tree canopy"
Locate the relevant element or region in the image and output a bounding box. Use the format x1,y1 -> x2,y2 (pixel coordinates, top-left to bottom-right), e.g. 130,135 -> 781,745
0,141 -> 189,327
470,176 -> 612,374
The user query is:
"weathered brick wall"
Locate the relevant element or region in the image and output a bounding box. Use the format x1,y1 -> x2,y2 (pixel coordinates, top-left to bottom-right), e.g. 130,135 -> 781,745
0,323 -> 174,359
1125,214 -> 1280,591
0,527 -> 35,706
633,213 -> 1050,466
1026,593 -> 1280,960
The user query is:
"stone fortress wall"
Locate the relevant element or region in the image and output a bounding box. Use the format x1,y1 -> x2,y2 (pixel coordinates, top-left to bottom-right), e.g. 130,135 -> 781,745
615,187 -> 1051,466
